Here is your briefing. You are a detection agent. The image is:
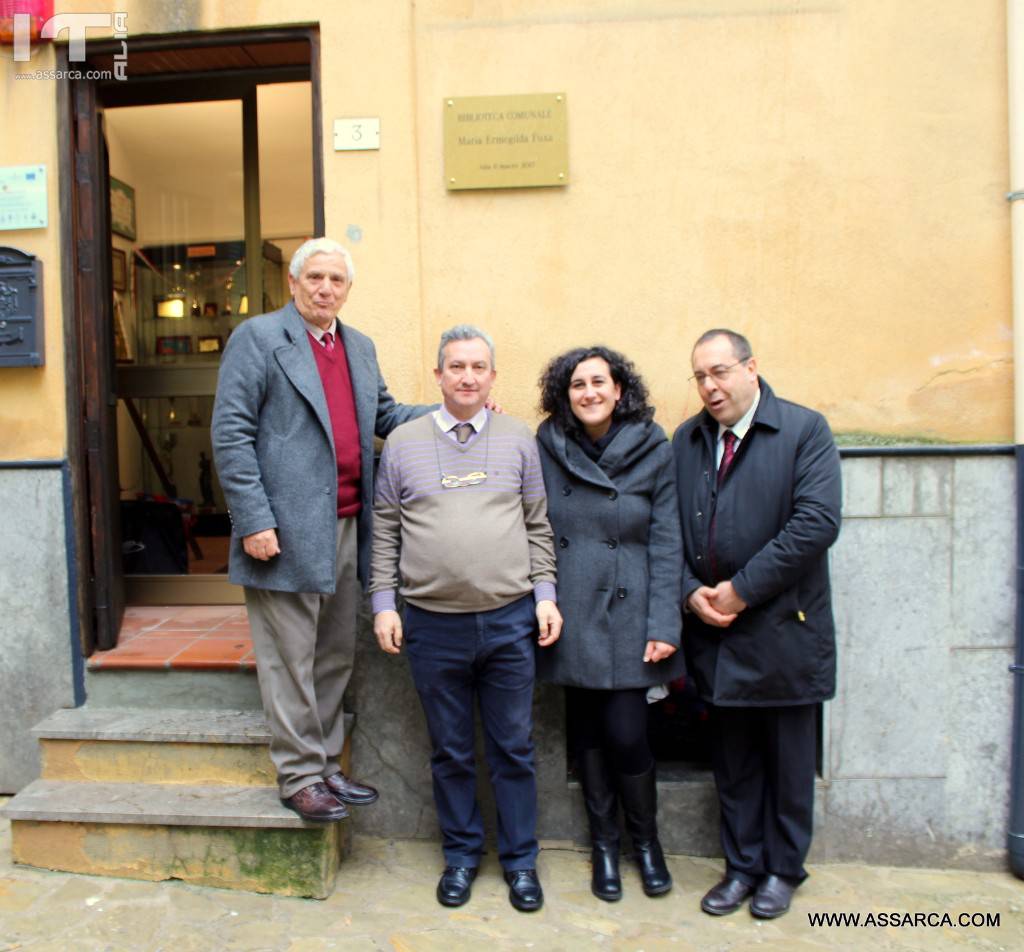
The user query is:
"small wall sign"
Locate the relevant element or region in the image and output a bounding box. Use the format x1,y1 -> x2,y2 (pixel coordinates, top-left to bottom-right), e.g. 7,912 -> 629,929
0,166 -> 47,231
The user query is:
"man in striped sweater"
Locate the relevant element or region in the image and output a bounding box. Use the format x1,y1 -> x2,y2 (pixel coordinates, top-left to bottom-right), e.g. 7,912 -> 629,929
370,324 -> 562,913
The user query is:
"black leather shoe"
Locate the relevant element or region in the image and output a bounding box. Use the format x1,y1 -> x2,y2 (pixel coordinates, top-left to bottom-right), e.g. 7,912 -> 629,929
750,874 -> 799,919
700,876 -> 754,916
324,771 -> 379,805
591,843 -> 622,902
633,840 -> 673,896
436,866 -> 477,907
280,782 -> 350,822
504,868 -> 544,912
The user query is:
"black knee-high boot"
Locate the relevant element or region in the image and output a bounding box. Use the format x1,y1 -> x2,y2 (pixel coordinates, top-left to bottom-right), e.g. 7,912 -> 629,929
618,763 -> 672,897
576,748 -> 622,901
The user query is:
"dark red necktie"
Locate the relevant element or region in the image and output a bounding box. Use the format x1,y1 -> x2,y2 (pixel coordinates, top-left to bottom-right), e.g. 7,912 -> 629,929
717,430 -> 737,485
709,431 -> 737,581
322,331 -> 335,354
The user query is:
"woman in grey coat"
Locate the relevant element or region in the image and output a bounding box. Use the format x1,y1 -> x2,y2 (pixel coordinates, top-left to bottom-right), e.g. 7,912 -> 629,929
536,346 -> 684,903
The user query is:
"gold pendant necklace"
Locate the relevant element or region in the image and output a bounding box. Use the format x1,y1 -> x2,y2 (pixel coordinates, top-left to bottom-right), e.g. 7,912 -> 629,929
434,418 -> 489,489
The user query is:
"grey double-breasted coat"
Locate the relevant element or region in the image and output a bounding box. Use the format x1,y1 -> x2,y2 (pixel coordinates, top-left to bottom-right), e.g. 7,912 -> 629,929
535,419 -> 685,690
211,301 -> 427,594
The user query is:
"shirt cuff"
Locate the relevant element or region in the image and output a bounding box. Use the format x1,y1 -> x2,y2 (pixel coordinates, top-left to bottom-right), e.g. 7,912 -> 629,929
533,581 -> 557,605
370,590 -> 397,614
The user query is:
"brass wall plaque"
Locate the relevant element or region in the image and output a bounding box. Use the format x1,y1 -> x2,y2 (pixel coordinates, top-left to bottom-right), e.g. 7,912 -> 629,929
444,93 -> 569,191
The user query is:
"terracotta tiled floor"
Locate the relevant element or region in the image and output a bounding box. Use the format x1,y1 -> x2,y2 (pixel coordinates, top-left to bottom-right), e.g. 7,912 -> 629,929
88,605 -> 254,670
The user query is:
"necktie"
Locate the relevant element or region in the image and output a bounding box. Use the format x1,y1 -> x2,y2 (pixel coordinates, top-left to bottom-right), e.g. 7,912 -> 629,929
717,430 -> 737,485
322,331 -> 335,354
454,423 -> 473,444
709,431 -> 737,582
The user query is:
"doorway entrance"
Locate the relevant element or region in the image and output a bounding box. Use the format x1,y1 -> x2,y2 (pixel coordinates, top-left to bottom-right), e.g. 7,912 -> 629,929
64,29 -> 324,651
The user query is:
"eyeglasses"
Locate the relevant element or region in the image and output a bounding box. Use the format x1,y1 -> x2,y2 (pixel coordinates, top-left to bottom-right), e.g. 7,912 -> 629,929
689,359 -> 750,386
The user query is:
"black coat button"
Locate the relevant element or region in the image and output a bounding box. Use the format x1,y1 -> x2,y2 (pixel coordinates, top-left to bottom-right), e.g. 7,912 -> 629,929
616,587 -> 628,599
696,554 -> 703,562
562,486 -> 572,496
559,538 -> 569,548
606,539 -> 618,549
608,490 -> 618,500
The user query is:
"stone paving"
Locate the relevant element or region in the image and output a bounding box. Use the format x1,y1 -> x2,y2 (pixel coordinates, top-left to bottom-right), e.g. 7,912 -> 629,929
0,799 -> 1021,951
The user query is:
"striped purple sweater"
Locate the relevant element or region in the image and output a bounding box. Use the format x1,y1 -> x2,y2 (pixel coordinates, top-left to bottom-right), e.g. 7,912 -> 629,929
369,411 -> 557,614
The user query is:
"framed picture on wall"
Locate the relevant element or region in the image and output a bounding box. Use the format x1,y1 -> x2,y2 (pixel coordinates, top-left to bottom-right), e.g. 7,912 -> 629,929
110,177 -> 136,240
155,335 -> 192,356
111,248 -> 127,292
197,335 -> 223,354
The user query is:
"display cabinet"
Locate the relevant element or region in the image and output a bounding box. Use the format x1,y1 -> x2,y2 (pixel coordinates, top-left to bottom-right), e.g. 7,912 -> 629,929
128,239 -> 283,370
115,239 -> 285,594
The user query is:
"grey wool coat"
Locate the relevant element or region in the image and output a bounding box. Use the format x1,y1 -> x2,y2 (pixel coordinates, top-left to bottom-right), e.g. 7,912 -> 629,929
535,418 -> 685,689
211,300 -> 428,594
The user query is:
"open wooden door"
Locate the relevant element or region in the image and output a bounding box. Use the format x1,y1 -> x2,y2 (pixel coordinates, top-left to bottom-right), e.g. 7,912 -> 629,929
70,78 -> 125,651
65,29 -> 321,651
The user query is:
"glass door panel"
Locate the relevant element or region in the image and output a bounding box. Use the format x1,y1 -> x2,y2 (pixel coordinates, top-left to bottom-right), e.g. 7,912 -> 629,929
108,100 -> 246,602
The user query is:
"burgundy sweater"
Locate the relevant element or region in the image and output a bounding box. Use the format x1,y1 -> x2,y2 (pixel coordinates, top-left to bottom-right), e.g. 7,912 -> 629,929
309,331 -> 362,517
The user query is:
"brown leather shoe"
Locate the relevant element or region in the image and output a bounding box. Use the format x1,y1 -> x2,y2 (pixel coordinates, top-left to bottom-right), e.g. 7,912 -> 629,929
324,771 -> 379,805
700,876 -> 754,915
281,782 -> 350,822
750,874 -> 799,919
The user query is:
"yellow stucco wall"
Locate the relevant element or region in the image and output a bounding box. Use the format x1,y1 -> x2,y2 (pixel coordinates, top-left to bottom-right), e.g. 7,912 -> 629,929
0,0 -> 1014,456
0,43 -> 66,460
410,0 -> 1013,441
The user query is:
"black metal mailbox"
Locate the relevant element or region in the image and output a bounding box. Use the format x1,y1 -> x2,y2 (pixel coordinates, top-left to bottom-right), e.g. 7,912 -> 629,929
0,247 -> 44,368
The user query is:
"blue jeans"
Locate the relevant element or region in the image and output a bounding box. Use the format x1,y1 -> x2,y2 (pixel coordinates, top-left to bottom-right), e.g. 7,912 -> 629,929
404,595 -> 539,870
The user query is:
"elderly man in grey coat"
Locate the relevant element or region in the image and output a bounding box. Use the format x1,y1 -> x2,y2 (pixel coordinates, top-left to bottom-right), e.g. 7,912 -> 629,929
212,238 -> 429,822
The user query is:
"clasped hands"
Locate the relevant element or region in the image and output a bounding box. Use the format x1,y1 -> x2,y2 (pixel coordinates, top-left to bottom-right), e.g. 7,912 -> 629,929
687,579 -> 747,628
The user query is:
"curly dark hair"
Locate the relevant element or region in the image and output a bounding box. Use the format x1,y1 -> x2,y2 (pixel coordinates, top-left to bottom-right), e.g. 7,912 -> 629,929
538,345 -> 654,440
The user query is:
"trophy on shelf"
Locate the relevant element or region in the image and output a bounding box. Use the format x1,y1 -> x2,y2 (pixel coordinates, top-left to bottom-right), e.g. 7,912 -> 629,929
189,267 -> 201,317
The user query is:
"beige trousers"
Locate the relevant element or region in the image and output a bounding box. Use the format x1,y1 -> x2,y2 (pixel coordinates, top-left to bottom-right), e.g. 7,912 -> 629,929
244,517 -> 359,798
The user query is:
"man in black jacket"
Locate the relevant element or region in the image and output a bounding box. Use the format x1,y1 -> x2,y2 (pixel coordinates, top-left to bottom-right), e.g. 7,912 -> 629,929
672,329 -> 841,919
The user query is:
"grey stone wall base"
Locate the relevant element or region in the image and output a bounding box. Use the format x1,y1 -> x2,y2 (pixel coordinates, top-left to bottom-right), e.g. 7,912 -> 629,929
4,457 -> 1011,868
0,469 -> 74,793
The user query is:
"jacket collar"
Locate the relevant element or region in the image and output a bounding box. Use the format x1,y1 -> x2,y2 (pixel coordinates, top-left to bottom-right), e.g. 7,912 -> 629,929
275,300 -> 334,445
538,418 -> 664,488
690,377 -> 780,445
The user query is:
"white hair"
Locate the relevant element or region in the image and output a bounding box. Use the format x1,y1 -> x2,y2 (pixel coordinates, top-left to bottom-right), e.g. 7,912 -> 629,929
288,238 -> 355,281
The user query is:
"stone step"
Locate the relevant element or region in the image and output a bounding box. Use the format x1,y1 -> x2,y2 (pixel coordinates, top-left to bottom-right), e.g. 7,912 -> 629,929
84,667 -> 263,710
6,778 -> 304,827
5,780 -> 345,898
33,707 -> 277,786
